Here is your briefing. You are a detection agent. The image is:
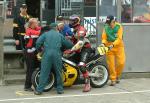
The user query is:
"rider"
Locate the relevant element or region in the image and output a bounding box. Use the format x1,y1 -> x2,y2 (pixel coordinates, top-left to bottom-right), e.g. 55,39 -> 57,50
64,15 -> 92,92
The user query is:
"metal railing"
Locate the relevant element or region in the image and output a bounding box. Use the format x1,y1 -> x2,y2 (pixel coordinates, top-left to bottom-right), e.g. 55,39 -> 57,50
61,0 -> 83,10
56,0 -> 84,18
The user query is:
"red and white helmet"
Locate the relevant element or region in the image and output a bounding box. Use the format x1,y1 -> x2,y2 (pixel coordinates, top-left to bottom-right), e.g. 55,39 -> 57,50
69,14 -> 81,27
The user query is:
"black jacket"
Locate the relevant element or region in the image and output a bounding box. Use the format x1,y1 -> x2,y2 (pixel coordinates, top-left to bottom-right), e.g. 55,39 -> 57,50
13,14 -> 30,40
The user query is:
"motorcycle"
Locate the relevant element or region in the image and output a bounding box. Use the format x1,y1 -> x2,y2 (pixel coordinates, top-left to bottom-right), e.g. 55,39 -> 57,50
31,48 -> 109,92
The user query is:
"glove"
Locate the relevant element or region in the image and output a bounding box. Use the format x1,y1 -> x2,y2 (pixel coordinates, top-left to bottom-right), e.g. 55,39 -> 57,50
64,49 -> 73,54
97,46 -> 109,55
99,43 -> 105,47
36,52 -> 42,60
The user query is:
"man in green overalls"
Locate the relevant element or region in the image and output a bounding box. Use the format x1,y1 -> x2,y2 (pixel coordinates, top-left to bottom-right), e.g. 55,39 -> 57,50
34,23 -> 73,95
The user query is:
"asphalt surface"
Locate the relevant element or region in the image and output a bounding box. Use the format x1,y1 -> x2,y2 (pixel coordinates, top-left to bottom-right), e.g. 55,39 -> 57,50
0,78 -> 150,103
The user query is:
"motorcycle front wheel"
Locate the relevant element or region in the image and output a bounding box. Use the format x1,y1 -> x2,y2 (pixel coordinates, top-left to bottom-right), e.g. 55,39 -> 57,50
31,68 -> 55,92
90,63 -> 109,88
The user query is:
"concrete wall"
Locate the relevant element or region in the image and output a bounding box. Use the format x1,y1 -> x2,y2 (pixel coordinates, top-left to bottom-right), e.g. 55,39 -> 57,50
4,53 -> 24,69
3,19 -> 24,70
123,24 -> 150,72
97,23 -> 150,73
3,19 -> 13,37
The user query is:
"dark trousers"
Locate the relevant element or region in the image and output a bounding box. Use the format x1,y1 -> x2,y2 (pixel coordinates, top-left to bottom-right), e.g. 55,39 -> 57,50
68,48 -> 92,73
24,51 -> 39,89
16,35 -> 25,50
36,52 -> 63,93
80,48 -> 92,72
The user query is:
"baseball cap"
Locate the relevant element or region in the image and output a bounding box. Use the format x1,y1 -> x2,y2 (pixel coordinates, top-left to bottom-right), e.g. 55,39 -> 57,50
21,4 -> 27,9
105,15 -> 116,24
50,22 -> 58,28
56,15 -> 64,21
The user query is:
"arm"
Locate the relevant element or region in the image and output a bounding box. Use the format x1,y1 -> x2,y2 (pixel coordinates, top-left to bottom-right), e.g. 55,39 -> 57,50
28,29 -> 41,36
65,26 -> 73,36
36,33 -> 46,51
25,28 -> 40,39
101,29 -> 108,45
71,40 -> 84,51
13,17 -> 19,40
71,27 -> 87,50
66,29 -> 73,36
61,35 -> 74,49
35,26 -> 41,31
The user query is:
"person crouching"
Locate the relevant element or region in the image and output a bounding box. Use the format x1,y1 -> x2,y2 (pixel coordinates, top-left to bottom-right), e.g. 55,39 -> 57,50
24,18 -> 41,91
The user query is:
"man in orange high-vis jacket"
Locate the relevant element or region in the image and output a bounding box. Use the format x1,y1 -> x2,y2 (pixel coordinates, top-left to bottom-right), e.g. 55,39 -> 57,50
101,15 -> 126,86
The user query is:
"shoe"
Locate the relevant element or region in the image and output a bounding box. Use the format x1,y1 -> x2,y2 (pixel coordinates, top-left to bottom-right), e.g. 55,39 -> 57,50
83,83 -> 91,92
57,91 -> 64,94
34,90 -> 42,95
116,78 -> 120,84
24,88 -> 33,92
110,81 -> 116,86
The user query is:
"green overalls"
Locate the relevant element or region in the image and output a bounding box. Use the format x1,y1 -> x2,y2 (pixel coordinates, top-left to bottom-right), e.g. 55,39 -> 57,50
36,29 -> 73,93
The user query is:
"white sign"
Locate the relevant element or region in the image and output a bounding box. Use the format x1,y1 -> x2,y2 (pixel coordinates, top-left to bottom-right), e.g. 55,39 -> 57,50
72,0 -> 82,2
122,0 -> 132,5
84,16 -> 107,25
84,17 -> 107,35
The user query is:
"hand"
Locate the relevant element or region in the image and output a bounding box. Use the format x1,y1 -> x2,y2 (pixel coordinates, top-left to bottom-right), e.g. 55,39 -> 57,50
64,49 -> 73,54
65,36 -> 72,40
108,45 -> 114,50
36,52 -> 42,60
15,40 -> 20,45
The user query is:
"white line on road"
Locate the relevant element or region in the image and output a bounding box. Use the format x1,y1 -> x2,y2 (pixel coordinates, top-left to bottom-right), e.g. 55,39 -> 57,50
0,89 -> 150,102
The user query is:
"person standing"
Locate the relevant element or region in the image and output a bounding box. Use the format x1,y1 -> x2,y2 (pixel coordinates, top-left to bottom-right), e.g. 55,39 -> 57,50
101,15 -> 126,86
13,4 -> 30,50
24,18 -> 41,91
34,23 -> 73,95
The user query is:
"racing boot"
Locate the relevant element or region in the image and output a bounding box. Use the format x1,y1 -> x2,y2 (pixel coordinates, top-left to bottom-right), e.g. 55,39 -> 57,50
83,71 -> 91,92
110,81 -> 116,86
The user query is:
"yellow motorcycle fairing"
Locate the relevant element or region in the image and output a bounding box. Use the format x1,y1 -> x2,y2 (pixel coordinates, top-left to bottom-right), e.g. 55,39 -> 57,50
63,63 -> 78,87
37,52 -> 78,87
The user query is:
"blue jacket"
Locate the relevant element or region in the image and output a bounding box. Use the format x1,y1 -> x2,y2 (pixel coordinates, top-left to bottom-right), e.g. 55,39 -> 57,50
60,24 -> 73,36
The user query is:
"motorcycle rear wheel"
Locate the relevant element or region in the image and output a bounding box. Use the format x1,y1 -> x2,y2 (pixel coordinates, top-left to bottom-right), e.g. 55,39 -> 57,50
31,69 -> 55,92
